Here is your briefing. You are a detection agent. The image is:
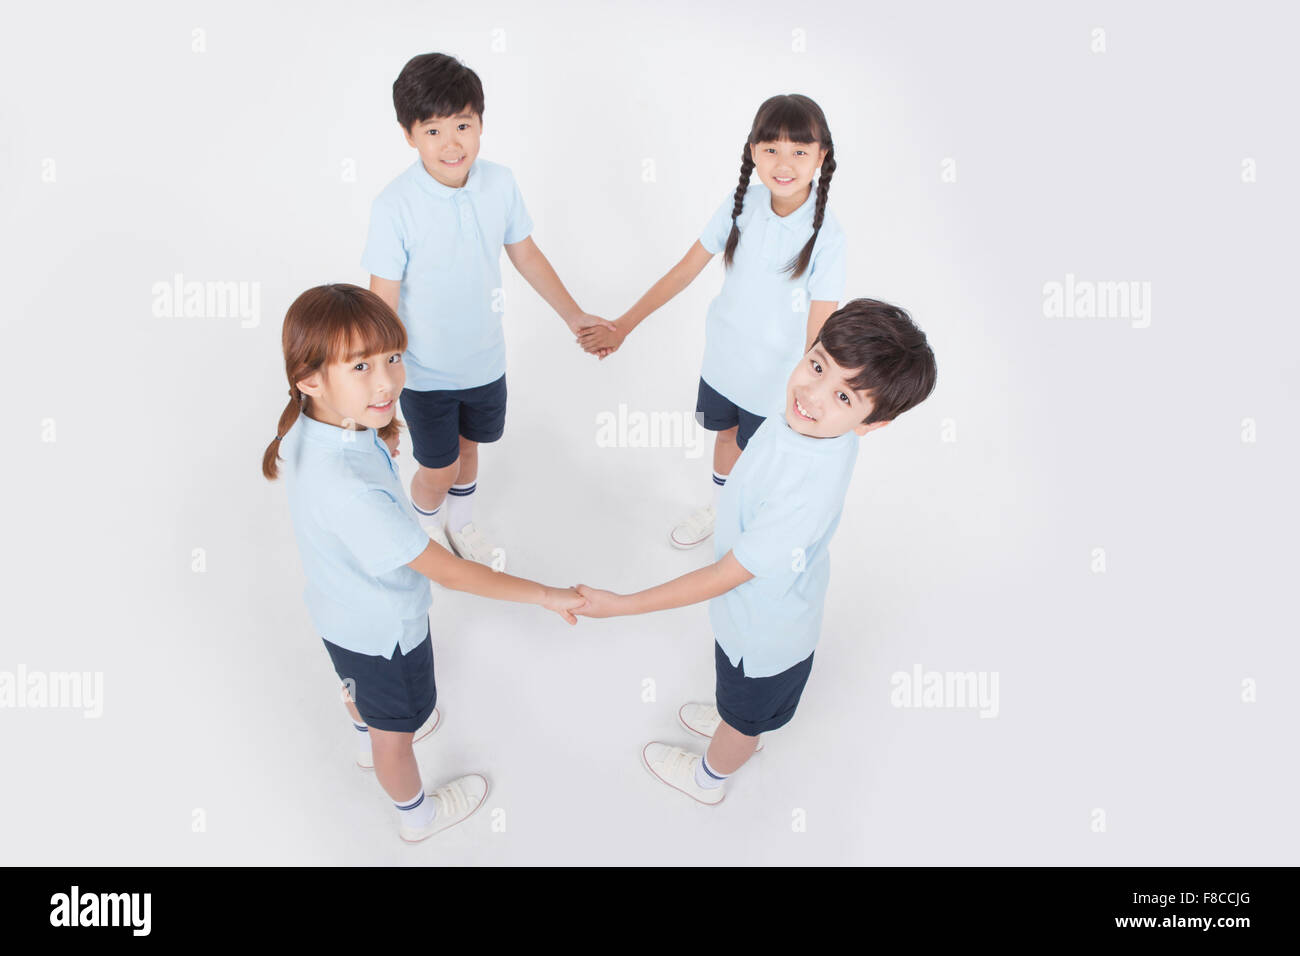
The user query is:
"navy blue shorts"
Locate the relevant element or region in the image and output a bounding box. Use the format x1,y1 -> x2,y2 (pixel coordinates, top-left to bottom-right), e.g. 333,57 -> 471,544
399,374 -> 507,469
714,640 -> 815,736
321,623 -> 437,733
695,377 -> 766,451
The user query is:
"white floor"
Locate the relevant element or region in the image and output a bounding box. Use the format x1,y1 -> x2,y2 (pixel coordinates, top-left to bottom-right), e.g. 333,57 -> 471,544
6,315 -> 1296,864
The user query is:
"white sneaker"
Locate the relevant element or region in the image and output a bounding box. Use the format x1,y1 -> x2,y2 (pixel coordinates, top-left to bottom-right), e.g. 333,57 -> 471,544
398,772 -> 490,843
677,702 -> 764,752
447,521 -> 500,568
356,707 -> 441,771
669,505 -> 715,550
640,742 -> 725,806
424,521 -> 452,553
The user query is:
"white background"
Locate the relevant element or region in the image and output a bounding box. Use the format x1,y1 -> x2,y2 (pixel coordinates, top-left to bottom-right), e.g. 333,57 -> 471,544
2,0 -> 1296,864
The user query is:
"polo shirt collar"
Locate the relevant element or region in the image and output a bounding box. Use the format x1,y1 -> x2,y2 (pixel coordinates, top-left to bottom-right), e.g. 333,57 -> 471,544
296,411 -> 383,454
758,181 -> 818,229
412,157 -> 483,199
771,415 -> 859,455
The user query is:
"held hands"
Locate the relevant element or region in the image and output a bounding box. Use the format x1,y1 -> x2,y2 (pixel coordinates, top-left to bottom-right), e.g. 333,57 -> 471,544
543,585 -> 589,625
573,584 -> 624,618
577,321 -> 626,359
567,312 -> 623,360
541,584 -> 623,624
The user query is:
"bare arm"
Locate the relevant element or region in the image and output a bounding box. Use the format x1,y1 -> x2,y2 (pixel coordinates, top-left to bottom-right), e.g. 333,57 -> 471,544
369,274 -> 402,318
576,240 -> 715,355
407,540 -> 585,624
504,235 -> 613,336
615,240 -> 714,337
804,299 -> 838,352
575,550 -> 754,618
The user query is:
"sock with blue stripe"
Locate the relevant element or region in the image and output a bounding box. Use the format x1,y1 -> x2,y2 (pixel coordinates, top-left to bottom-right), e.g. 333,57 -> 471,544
412,500 -> 444,533
446,481 -> 476,532
353,722 -> 371,762
395,784 -> 437,828
711,470 -> 728,509
695,752 -> 730,790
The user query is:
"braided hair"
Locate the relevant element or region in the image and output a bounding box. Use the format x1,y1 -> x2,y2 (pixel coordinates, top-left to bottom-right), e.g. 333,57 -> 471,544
721,94 -> 835,281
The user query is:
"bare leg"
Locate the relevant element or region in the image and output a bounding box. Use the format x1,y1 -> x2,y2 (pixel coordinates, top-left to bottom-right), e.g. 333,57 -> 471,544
369,727 -> 421,802
713,426 -> 741,478
342,695 -> 364,726
705,718 -> 759,775
455,436 -> 479,486
410,460 -> 459,514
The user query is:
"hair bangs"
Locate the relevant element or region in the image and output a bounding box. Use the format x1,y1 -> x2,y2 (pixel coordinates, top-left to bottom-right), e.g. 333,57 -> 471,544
751,96 -> 821,146
320,288 -> 407,367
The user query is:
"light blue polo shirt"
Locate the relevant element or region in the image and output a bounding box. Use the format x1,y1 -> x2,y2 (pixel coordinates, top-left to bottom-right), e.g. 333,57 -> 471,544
710,414 -> 860,678
279,411 -> 433,659
698,181 -> 847,418
361,157 -> 534,392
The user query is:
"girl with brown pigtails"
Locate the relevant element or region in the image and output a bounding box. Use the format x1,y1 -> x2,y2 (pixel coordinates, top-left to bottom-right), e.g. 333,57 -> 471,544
264,283 -> 586,844
579,94 -> 847,550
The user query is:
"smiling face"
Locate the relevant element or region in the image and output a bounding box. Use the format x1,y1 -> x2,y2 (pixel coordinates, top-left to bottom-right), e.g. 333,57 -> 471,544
785,344 -> 891,439
403,105 -> 481,188
296,339 -> 405,432
750,138 -> 827,210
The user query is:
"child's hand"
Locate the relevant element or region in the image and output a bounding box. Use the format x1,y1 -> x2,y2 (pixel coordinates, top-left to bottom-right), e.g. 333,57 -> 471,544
568,312 -> 617,337
543,585 -> 588,625
577,322 -> 625,359
573,584 -> 623,618
569,313 -> 620,360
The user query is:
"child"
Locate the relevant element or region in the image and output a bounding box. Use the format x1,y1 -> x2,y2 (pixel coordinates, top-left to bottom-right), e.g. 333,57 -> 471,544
575,299 -> 937,805
263,283 -> 587,842
579,94 -> 846,550
362,52 -> 614,565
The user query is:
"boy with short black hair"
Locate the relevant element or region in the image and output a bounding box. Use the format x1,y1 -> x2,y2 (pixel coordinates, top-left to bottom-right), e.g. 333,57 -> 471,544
576,298 -> 938,804
363,52 -> 613,565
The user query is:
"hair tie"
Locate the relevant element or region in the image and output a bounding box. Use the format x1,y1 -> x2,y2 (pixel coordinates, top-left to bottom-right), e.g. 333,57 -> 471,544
272,435 -> 283,442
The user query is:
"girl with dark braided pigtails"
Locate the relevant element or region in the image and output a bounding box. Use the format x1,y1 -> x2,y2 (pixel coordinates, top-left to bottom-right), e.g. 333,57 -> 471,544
579,94 -> 846,550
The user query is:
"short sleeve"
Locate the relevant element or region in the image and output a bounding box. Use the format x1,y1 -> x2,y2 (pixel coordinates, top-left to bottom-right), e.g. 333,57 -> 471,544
698,193 -> 736,255
360,196 -> 408,281
730,485 -> 836,580
330,488 -> 430,577
503,171 -> 534,245
805,227 -> 846,302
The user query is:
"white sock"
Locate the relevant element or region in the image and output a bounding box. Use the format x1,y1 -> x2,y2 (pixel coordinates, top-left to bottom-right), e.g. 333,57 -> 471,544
353,721 -> 371,761
695,752 -> 730,790
711,470 -> 728,509
446,481 -> 476,532
412,500 -> 444,533
395,784 -> 436,828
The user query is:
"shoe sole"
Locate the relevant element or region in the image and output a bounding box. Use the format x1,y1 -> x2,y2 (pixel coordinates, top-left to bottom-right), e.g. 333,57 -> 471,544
640,742 -> 724,806
668,531 -> 711,550
356,708 -> 441,770
399,773 -> 490,843
676,705 -> 764,752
